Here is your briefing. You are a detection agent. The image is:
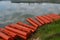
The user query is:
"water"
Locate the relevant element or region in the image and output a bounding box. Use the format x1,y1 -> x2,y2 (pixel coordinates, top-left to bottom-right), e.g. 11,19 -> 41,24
0,1 -> 60,28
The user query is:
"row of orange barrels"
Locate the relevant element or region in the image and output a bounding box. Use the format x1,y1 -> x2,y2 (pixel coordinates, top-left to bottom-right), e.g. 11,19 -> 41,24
0,14 -> 60,40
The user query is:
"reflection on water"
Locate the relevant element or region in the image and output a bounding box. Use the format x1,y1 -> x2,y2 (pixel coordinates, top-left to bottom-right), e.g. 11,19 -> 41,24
0,1 -> 60,27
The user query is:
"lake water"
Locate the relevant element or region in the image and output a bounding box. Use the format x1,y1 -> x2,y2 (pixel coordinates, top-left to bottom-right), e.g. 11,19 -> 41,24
0,1 -> 60,27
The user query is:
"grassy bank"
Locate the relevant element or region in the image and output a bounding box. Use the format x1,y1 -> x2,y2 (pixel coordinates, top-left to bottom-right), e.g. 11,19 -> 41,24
28,19 -> 60,40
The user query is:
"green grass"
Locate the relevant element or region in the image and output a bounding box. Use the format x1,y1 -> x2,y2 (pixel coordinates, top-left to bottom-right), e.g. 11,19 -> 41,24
28,19 -> 60,40
1,18 -> 59,40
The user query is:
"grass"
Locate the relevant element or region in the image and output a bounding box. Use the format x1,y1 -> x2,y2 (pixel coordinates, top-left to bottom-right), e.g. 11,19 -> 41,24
28,19 -> 60,40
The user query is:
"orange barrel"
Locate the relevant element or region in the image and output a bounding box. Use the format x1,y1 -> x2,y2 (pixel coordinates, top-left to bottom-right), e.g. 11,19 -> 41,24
35,16 -> 44,24
5,26 -> 27,40
0,32 -> 13,40
42,16 -> 53,22
9,24 -> 32,34
17,22 -> 37,30
27,18 -> 42,26
26,18 -> 38,28
5,26 -> 30,37
0,28 -> 17,38
36,16 -> 50,24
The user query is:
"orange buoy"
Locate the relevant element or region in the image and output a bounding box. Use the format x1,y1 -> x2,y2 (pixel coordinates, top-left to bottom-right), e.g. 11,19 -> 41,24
36,16 -> 50,24
0,28 -> 17,38
50,14 -> 60,19
42,16 -> 53,22
5,26 -> 28,40
46,15 -> 58,20
0,32 -> 13,40
5,26 -> 29,37
26,18 -> 38,28
9,24 -> 32,34
35,16 -> 44,24
17,22 -> 37,30
27,18 -> 42,26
